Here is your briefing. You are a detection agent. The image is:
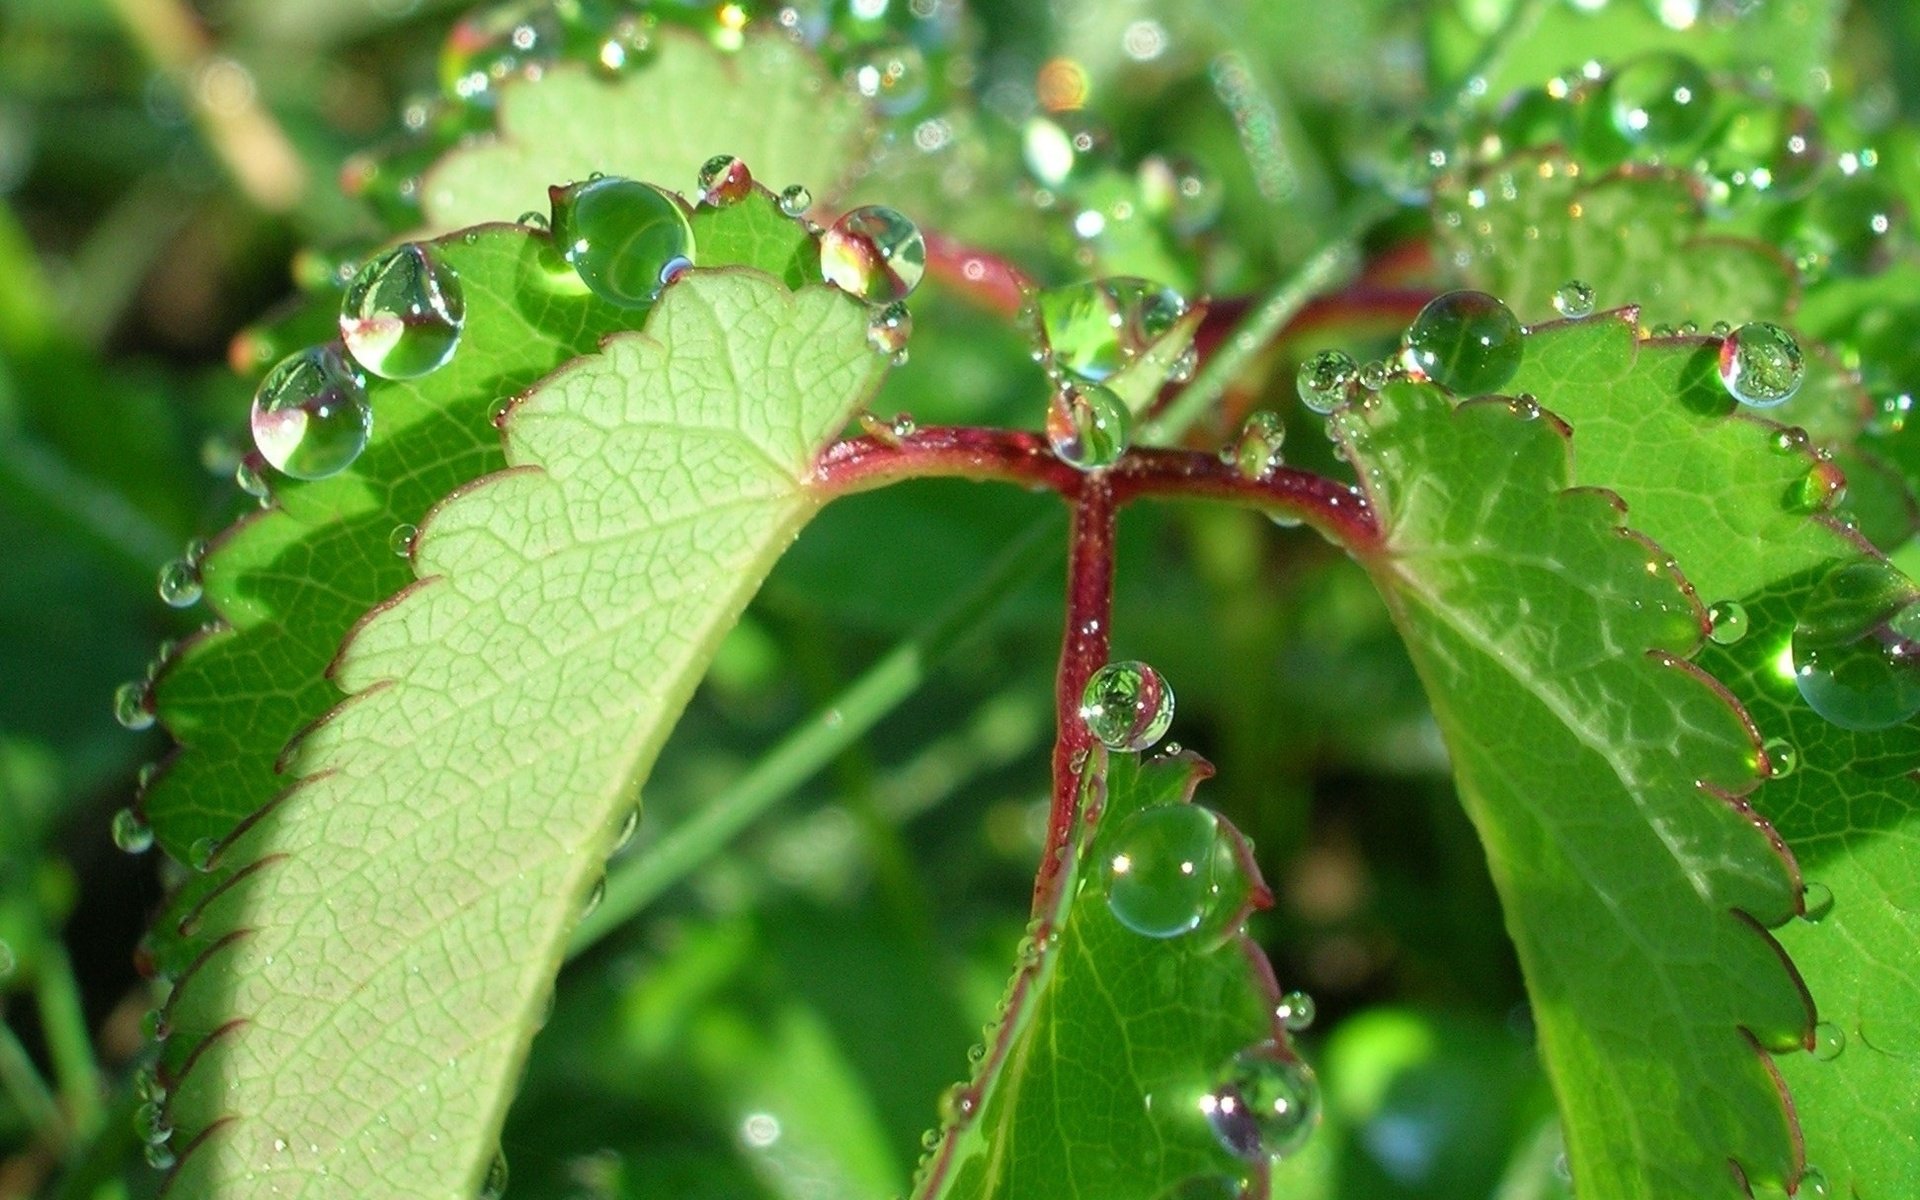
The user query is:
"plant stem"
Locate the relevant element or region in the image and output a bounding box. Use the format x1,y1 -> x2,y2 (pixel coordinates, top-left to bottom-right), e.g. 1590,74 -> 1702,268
34,942 -> 102,1138
1034,478 -> 1113,908
924,231 -> 1034,317
0,1015 -> 64,1145
567,516 -> 1060,957
813,426 -> 1081,495
1111,449 -> 1379,549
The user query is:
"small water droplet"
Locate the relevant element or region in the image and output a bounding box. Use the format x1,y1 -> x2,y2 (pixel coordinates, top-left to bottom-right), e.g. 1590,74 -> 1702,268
1605,52 -> 1714,149
1763,736 -> 1798,777
251,345 -> 373,481
1790,558 -> 1920,730
1296,349 -> 1358,414
1080,660 -> 1174,751
1787,459 -> 1846,514
867,301 -> 913,357
1276,990 -> 1316,1032
1034,277 -> 1189,385
614,805 -> 641,851
234,455 -> 270,499
1201,1044 -> 1321,1163
820,205 -> 926,302
1773,426 -> 1812,454
1798,1165 -> 1830,1197
188,836 -> 222,872
696,154 -> 753,206
112,808 -> 155,854
134,1100 -> 171,1145
777,183 -> 812,217
1231,412 -> 1285,481
1102,804 -> 1237,938
517,210 -> 550,231
1812,1020 -> 1845,1060
1707,600 -> 1750,644
1402,290 -> 1525,395
339,243 -> 466,381
1801,880 -> 1834,922
551,177 -> 697,308
114,681 -> 155,731
1552,279 -> 1596,318
581,876 -> 606,918
1046,384 -> 1131,471
389,523 -> 418,557
937,1081 -> 979,1126
144,1141 -> 177,1171
156,558 -> 203,608
1719,322 -> 1804,407
480,1150 -> 509,1200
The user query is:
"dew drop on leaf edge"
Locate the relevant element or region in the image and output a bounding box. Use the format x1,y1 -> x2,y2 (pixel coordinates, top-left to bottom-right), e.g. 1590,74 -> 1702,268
1101,804 -> 1235,939
1801,880 -> 1834,923
156,558 -> 202,608
250,345 -> 374,481
1552,279 -> 1596,318
550,176 -> 697,309
1401,290 -> 1524,396
1079,660 -> 1174,751
1201,1044 -> 1322,1164
1790,558 -> 1920,731
339,242 -> 466,380
112,807 -> 154,854
696,154 -> 753,206
1296,349 -> 1357,414
113,681 -> 155,731
1707,600 -> 1749,645
820,205 -> 926,303
1718,322 -> 1804,408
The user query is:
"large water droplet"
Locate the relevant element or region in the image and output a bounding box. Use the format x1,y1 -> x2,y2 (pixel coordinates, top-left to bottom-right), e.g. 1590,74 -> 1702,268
697,154 -> 753,207
156,558 -> 202,608
1046,384 -> 1131,472
340,243 -> 466,380
1035,277 -> 1189,384
1707,600 -> 1750,645
1102,804 -> 1237,938
1702,97 -> 1825,209
1201,1044 -> 1322,1163
114,680 -> 155,731
1401,290 -> 1524,396
1717,322 -> 1803,408
820,205 -> 926,302
1552,279 -> 1596,318
1788,176 -> 1907,278
1790,559 -> 1920,731
1605,52 -> 1714,149
1231,412 -> 1285,481
551,176 -> 697,309
848,36 -> 928,115
1080,661 -> 1174,751
1297,349 -> 1358,414
112,807 -> 155,854
250,346 -> 373,481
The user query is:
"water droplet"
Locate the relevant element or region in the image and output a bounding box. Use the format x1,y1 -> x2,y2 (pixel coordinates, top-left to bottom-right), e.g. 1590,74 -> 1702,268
1034,277 -> 1189,385
1079,660 -> 1174,752
439,4 -> 559,108
1801,880 -> 1834,922
1136,154 -> 1223,236
1787,459 -> 1846,514
1046,384 -> 1131,472
697,154 -> 753,206
1790,559 -> 1920,730
1701,97 -> 1825,209
250,345 -> 373,481
156,558 -> 203,608
777,184 -> 812,217
1788,176 -> 1907,278
189,836 -> 222,873
339,243 -> 466,380
1232,412 -> 1285,481
114,681 -> 155,731
581,876 -> 606,918
1773,426 -> 1812,454
1201,1044 -> 1322,1162
1297,349 -> 1358,414
1707,600 -> 1750,645
144,1141 -> 177,1171
551,177 -> 697,309
1552,279 -> 1596,318
937,1082 -> 979,1126
1276,990 -> 1316,1032
389,523 -> 418,557
1718,322 -> 1804,408
480,1150 -> 509,1200
1102,804 -> 1238,938
847,36 -> 927,115
614,805 -> 641,851
820,205 -> 926,302
134,1100 -> 171,1145
1812,1020 -> 1845,1060
1798,1165 -> 1830,1197
234,455 -> 269,499
867,301 -> 913,357
1763,737 -> 1798,777
1401,290 -> 1524,396
1605,52 -> 1715,149
517,210 -> 549,231
112,808 -> 155,854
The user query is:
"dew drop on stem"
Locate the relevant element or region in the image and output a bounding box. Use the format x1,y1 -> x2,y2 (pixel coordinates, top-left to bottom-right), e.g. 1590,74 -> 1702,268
1079,660 -> 1174,750
1046,383 -> 1131,471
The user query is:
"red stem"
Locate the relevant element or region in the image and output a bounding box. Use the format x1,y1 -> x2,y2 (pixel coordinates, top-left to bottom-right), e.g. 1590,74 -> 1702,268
923,230 -> 1034,318
1036,476 -> 1114,907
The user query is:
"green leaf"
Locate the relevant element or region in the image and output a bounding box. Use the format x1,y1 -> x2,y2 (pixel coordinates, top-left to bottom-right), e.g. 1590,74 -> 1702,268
421,30 -> 872,233
918,749 -> 1297,1200
688,185 -> 826,290
157,269 -> 885,1196
1506,314 -> 1920,1199
1330,380 -> 1809,1198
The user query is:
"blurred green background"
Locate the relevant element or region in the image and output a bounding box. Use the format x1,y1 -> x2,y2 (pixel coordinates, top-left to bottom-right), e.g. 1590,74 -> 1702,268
6,0 -> 1918,1196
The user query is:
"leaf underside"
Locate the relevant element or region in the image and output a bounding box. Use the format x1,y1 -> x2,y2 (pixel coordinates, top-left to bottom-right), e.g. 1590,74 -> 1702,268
154,268 -> 884,1198
1332,377 -> 1809,1199
918,750 -> 1296,1200
1508,314 -> 1920,1198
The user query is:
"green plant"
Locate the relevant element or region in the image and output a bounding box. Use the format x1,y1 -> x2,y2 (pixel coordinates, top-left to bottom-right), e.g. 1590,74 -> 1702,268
7,0 -> 1920,1197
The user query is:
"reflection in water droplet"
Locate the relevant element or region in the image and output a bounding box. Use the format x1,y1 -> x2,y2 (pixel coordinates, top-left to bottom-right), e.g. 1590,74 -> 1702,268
1202,1044 -> 1322,1163
1552,279 -> 1596,318
157,558 -> 203,608
1297,349 -> 1357,414
251,346 -> 373,481
1046,384 -> 1131,472
189,836 -> 222,873
340,243 -> 466,380
1812,1020 -> 1845,1061
697,154 -> 753,206
1801,880 -> 1834,922
1102,804 -> 1236,938
1707,600 -> 1750,645
1762,737 -> 1798,778
1231,412 -> 1285,481
777,184 -> 813,217
867,301 -> 913,358
1790,559 -> 1920,730
134,1100 -> 171,1145
112,808 -> 155,854
551,177 -> 697,309
820,206 -> 926,302
114,681 -> 156,731
1401,290 -> 1525,396
1718,322 -> 1803,408
581,876 -> 606,919
1277,990 -> 1316,1032
144,1142 -> 176,1171
1079,660 -> 1174,751
390,523 -> 418,557
235,456 -> 270,500
1035,277 -> 1189,384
